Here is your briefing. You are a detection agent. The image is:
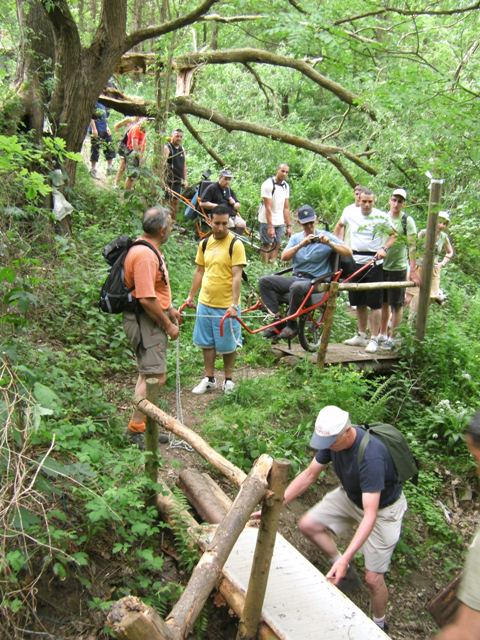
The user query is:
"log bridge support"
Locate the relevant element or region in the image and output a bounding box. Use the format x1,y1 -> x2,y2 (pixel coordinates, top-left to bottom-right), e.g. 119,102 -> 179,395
107,388 -> 290,640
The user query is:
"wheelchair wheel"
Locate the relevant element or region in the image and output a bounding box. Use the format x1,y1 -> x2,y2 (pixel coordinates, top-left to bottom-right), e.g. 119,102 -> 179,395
298,304 -> 326,352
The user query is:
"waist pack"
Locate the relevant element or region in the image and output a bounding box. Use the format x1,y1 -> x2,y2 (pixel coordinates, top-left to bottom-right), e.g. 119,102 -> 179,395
99,236 -> 162,314
357,423 -> 419,484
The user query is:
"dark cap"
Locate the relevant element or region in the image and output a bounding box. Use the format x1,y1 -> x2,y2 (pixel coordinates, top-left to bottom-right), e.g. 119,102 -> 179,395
297,204 -> 317,224
220,169 -> 234,179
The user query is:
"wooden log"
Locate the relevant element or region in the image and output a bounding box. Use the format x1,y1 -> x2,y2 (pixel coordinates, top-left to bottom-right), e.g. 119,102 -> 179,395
107,595 -> 173,640
145,379 -> 160,506
137,398 -> 247,487
237,460 -> 291,640
427,573 -> 461,628
315,280 -> 416,292
166,455 -> 273,639
218,577 -> 279,640
317,281 -> 339,368
200,472 -> 234,514
178,468 -> 231,524
416,178 -> 443,341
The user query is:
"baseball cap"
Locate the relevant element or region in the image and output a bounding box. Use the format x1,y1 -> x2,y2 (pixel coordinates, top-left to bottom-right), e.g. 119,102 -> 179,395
297,204 -> 317,224
220,169 -> 234,179
310,405 -> 350,450
438,210 -> 450,222
392,188 -> 407,200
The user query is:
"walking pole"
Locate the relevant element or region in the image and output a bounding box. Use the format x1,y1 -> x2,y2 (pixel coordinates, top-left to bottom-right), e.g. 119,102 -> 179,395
415,172 -> 444,341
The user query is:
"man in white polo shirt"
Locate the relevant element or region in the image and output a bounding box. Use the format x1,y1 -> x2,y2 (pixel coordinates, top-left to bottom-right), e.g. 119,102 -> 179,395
258,163 -> 292,262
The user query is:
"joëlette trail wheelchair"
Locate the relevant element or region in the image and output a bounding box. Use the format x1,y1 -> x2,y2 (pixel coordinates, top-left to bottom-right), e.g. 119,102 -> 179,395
220,258 -> 379,352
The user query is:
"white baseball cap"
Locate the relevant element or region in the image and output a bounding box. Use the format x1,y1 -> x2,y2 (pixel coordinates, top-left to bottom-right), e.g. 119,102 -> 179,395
310,406 -> 350,450
438,210 -> 450,222
392,188 -> 407,200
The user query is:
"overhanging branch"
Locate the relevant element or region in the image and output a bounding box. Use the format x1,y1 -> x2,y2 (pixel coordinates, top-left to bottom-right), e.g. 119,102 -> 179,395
173,48 -> 376,120
124,0 -> 219,51
172,97 -> 378,176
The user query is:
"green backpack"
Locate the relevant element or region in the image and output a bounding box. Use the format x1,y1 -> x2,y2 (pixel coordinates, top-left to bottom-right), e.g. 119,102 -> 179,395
357,423 -> 419,484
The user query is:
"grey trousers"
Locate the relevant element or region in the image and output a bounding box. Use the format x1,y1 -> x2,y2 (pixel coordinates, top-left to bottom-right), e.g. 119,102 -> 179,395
259,275 -> 312,326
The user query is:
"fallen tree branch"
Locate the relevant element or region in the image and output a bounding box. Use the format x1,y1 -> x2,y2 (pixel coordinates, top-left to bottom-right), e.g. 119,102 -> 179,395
179,113 -> 226,166
173,48 -> 376,120
201,14 -> 265,23
173,97 -> 378,176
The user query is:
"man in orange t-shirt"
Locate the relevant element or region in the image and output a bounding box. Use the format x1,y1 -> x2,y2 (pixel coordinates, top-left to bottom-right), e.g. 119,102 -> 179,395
123,205 -> 180,445
125,119 -> 147,191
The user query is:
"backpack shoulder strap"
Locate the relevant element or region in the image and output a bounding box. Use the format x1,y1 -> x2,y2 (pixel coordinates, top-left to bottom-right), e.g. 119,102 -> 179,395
401,212 -> 408,235
356,427 -> 371,467
201,235 -> 211,254
271,177 -> 276,197
229,236 -> 237,258
131,240 -> 167,285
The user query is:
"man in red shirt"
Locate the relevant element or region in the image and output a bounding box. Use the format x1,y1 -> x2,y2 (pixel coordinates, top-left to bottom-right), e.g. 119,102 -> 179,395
125,119 -> 147,191
123,206 -> 180,446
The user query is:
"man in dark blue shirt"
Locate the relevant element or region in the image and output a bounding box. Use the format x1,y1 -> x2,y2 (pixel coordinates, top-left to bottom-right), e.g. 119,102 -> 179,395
282,405 -> 407,632
89,102 -> 115,179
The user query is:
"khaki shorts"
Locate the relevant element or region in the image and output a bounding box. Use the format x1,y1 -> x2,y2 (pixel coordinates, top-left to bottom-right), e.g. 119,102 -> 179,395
306,486 -> 407,573
123,312 -> 167,375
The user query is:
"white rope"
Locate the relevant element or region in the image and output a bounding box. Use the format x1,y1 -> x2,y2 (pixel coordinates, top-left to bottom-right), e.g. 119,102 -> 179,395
168,334 -> 193,452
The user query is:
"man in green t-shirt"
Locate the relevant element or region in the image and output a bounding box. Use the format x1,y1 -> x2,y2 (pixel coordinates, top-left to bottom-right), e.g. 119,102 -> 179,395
379,189 -> 419,349
434,410 -> 480,639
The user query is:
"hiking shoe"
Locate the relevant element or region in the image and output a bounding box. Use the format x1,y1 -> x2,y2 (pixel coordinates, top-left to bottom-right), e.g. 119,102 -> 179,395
222,379 -> 235,394
262,327 -> 279,339
276,326 -> 298,340
381,338 -> 395,350
192,377 -> 217,394
377,334 -> 388,345
127,431 -> 170,448
337,564 -> 363,595
344,333 -> 368,346
365,337 -> 378,353
90,169 -> 99,179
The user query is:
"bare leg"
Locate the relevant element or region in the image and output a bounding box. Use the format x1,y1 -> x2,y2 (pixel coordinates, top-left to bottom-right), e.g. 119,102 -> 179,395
389,305 -> 403,336
368,308 -> 381,336
115,158 -> 126,186
202,348 -> 216,378
364,570 -> 389,618
380,303 -> 390,336
298,514 -> 339,560
131,372 -> 166,423
170,198 -> 178,222
222,351 -> 237,379
356,305 -> 369,334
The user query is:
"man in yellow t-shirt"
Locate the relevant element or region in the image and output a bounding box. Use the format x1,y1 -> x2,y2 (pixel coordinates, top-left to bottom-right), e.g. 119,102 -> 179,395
185,205 -> 247,394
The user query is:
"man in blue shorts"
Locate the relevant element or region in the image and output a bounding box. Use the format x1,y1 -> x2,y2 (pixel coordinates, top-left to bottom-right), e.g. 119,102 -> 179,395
185,205 -> 247,394
282,405 -> 407,632
89,101 -> 115,179
259,204 -> 352,340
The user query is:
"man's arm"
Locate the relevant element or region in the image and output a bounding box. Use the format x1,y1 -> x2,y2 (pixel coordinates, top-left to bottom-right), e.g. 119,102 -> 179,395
163,143 -> 170,159
199,186 -> 218,210
138,297 -> 179,340
284,198 -> 292,236
185,265 -> 205,306
283,457 -> 325,505
228,265 -> 244,317
334,219 -> 345,240
263,197 -> 275,238
90,119 -> 98,136
434,604 -> 480,639
327,492 -> 380,584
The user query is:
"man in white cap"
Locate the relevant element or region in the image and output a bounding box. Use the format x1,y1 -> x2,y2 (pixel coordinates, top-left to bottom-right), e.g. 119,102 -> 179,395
282,405 -> 407,632
379,188 -> 419,349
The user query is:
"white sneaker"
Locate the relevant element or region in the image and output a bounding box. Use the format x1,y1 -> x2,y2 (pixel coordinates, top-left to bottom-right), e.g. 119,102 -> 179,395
365,337 -> 378,353
222,379 -> 235,394
377,334 -> 388,345
192,377 -> 216,394
344,333 -> 368,347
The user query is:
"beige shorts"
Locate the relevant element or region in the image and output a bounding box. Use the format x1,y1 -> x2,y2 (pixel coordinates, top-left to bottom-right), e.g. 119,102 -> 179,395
123,312 -> 167,375
306,486 -> 407,573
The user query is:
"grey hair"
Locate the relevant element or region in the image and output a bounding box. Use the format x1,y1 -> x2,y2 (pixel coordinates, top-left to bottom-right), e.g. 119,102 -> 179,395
466,411 -> 480,447
143,206 -> 170,234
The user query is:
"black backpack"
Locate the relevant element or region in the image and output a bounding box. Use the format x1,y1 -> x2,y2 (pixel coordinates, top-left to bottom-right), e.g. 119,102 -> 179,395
357,423 -> 419,484
99,236 -> 164,314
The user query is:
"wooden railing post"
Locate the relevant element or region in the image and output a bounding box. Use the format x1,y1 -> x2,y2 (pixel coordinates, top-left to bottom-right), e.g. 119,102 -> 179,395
145,378 -> 160,506
416,177 -> 443,341
237,459 -> 290,640
317,281 -> 339,368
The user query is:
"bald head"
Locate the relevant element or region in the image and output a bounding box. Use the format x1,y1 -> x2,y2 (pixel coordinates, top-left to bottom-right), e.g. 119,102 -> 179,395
143,206 -> 171,235
275,163 -> 289,182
